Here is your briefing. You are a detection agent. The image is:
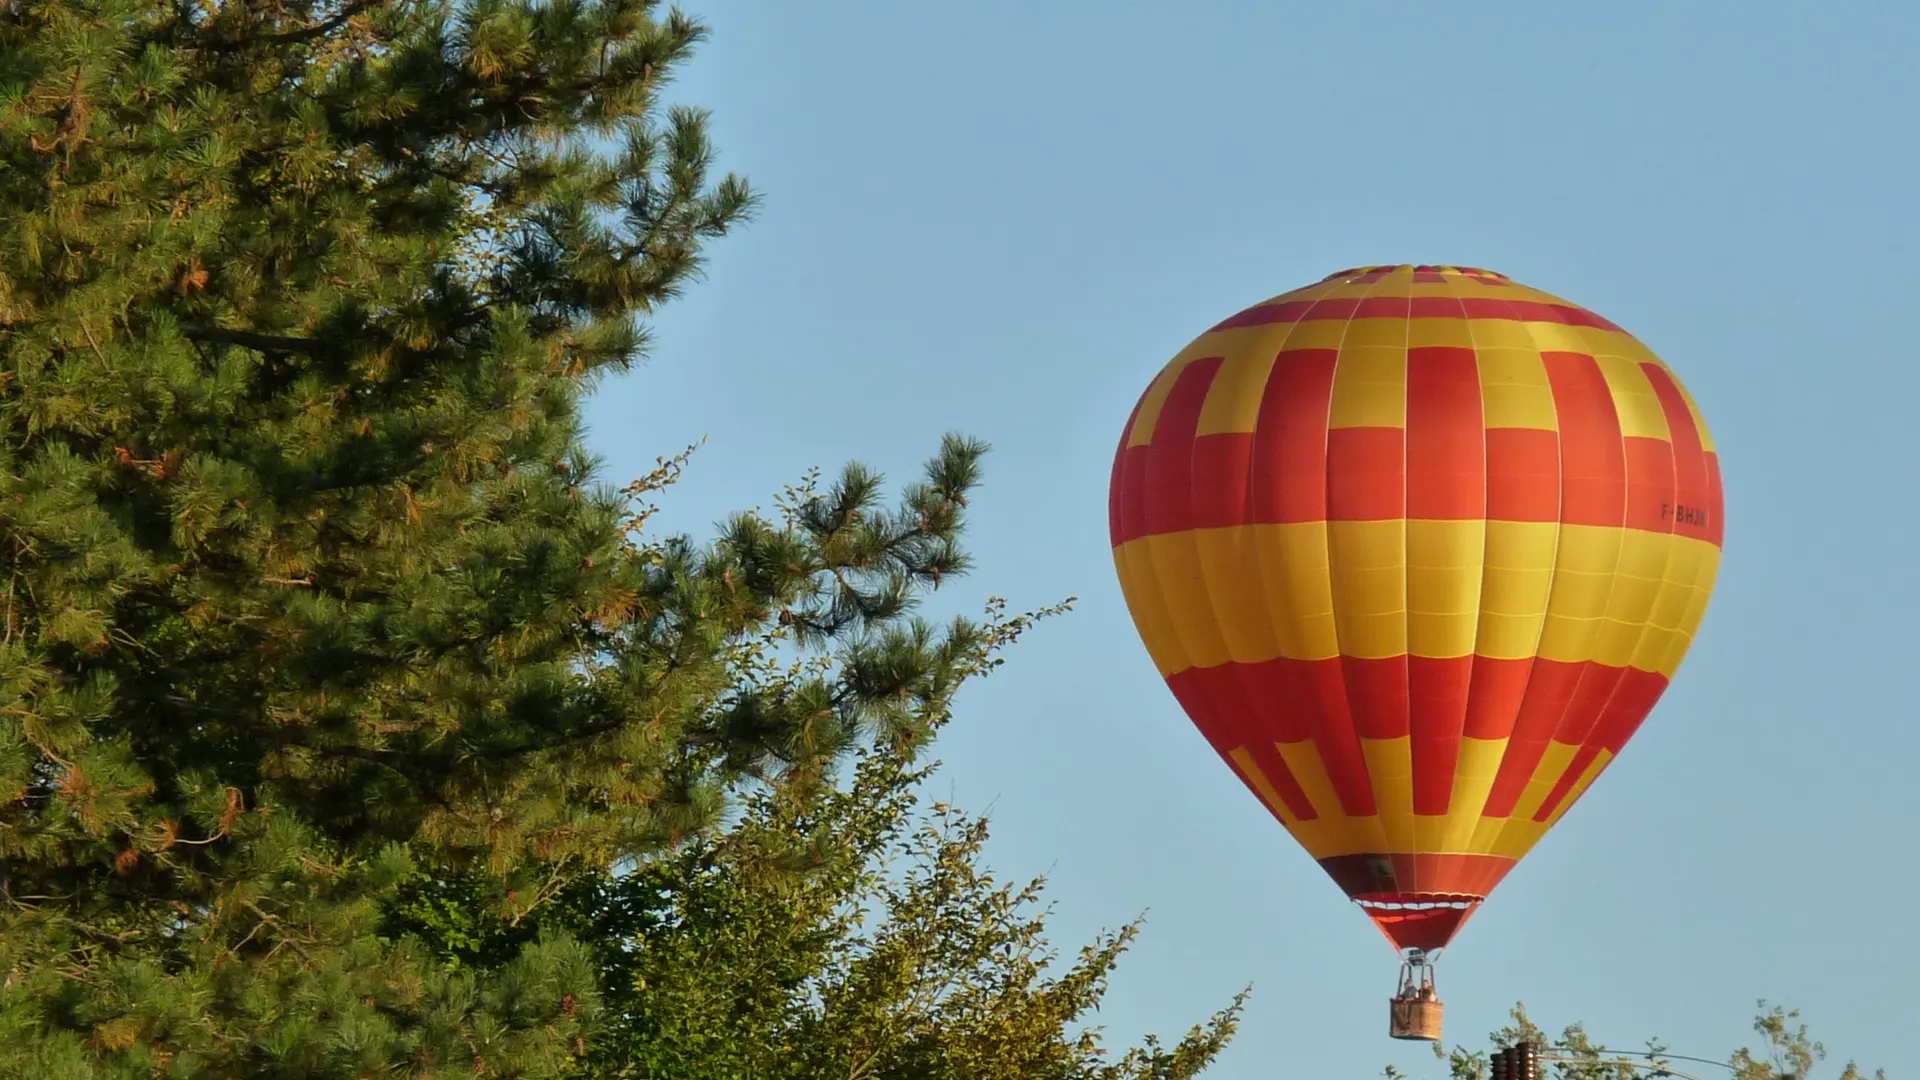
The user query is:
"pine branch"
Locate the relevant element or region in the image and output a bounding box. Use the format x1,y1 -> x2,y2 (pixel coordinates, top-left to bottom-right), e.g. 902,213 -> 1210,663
261,0 -> 383,46
180,327 -> 323,353
196,0 -> 387,51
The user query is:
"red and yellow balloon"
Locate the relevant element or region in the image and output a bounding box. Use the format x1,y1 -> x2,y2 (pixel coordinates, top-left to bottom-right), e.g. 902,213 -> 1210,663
1108,264 -> 1723,959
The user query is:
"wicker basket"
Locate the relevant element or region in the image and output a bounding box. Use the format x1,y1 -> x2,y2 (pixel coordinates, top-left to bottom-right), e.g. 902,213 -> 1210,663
1388,997 -> 1444,1041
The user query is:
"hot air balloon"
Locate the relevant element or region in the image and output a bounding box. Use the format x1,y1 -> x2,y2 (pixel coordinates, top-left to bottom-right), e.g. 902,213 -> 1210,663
1107,265 -> 1722,1041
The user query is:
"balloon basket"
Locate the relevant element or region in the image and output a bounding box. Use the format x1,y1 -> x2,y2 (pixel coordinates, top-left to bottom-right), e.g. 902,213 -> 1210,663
1387,949 -> 1443,1042
1388,997 -> 1444,1041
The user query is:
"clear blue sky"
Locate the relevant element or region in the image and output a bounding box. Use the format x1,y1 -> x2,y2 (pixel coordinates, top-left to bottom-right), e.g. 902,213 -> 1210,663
582,3 -> 1916,1075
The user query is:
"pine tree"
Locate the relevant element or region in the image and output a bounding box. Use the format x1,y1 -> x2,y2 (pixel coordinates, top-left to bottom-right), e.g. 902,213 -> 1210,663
0,1 -> 992,1075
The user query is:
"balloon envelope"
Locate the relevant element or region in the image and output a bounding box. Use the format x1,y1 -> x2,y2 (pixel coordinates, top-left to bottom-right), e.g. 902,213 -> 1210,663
1108,265 -> 1723,952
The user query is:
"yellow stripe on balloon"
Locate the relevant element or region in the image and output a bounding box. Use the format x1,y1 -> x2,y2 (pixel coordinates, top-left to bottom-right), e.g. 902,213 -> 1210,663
1110,546 -> 1193,676
1593,352 -> 1672,441
1277,740 -> 1380,844
1194,346 -> 1281,436
1506,741 -> 1580,823
1327,347 -> 1408,429
1543,748 -> 1615,828
1476,347 -> 1562,430
1257,522 -> 1342,663
1227,747 -> 1303,826
1406,519 -> 1487,660
1112,525 -> 1718,678
1431,736 -> 1508,851
1146,529 -> 1232,670
1123,355 -> 1203,447
1406,316 -> 1477,350
1190,525 -> 1282,665
1226,734 -> 1622,862
1328,520 -> 1408,660
1362,737 -> 1417,853
1475,520 -> 1560,660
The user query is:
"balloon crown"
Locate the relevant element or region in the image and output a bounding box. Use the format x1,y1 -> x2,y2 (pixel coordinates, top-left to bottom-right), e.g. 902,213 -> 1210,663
1319,264 -> 1513,285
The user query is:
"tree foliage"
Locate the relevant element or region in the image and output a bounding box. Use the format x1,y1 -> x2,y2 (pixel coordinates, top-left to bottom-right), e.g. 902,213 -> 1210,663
394,671 -> 1247,1080
1386,1001 -> 1886,1080
0,0 -> 1247,1075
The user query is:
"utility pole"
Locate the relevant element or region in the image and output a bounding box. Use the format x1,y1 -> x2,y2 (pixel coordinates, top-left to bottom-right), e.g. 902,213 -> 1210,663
1489,1041 -> 1541,1080
1485,1042 -> 1799,1080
